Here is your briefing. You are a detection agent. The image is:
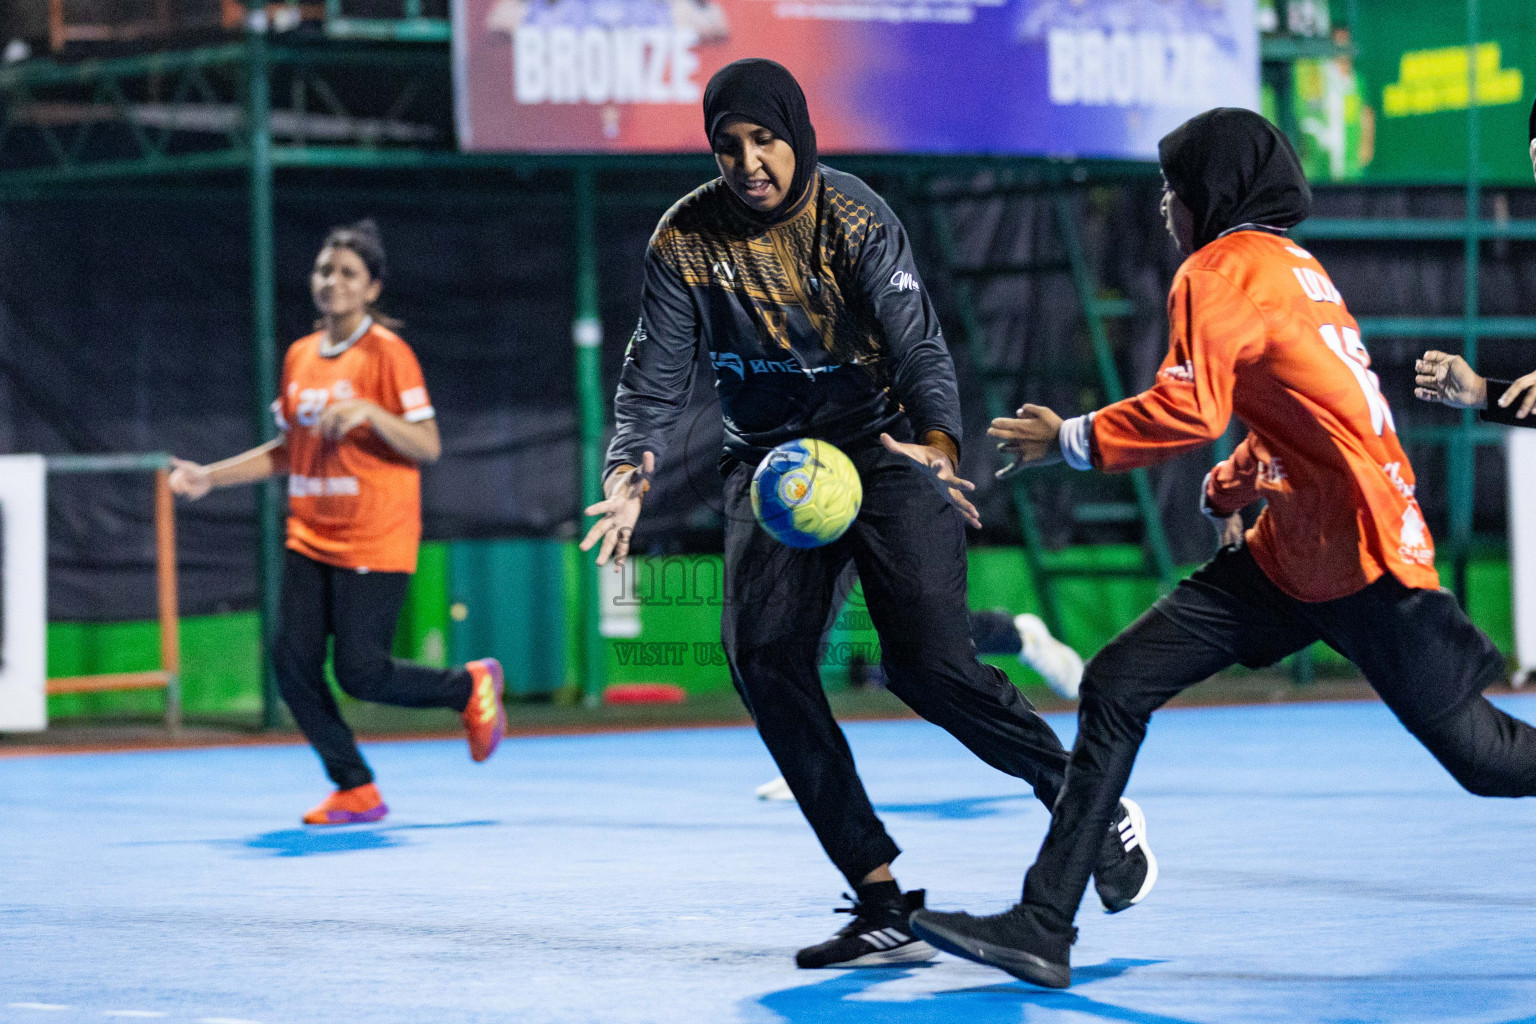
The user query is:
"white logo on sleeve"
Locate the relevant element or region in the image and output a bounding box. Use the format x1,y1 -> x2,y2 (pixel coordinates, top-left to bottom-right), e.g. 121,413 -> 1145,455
1382,461 -> 1416,499
1159,361 -> 1195,383
400,386 -> 428,409
1399,502 -> 1433,564
890,270 -> 920,293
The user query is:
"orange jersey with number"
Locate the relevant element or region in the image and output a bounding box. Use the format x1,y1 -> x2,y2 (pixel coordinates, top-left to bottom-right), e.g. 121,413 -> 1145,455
273,320 -> 435,573
1088,229 -> 1438,602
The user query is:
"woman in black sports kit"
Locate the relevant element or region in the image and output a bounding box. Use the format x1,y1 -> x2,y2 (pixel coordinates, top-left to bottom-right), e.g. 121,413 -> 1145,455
580,58 -> 1154,969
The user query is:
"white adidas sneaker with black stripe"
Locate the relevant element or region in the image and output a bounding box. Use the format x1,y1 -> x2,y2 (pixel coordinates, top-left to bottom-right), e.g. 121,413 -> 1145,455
1094,797 -> 1159,913
795,889 -> 938,968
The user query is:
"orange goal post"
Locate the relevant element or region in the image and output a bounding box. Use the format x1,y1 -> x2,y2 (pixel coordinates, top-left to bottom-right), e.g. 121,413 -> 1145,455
45,453 -> 181,732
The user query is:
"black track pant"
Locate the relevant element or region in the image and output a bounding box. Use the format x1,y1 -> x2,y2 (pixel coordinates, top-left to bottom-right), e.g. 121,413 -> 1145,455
275,550 -> 474,790
1022,543 -> 1536,932
722,442 -> 1071,888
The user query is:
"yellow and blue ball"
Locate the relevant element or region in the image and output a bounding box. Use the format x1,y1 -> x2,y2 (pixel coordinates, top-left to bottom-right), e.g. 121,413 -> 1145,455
751,439 -> 862,548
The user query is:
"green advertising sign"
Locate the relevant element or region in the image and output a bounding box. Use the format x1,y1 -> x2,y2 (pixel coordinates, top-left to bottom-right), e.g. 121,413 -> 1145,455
1353,0 -> 1533,184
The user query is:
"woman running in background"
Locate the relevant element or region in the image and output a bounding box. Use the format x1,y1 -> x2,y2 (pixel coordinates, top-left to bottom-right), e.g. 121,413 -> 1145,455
169,219 -> 506,825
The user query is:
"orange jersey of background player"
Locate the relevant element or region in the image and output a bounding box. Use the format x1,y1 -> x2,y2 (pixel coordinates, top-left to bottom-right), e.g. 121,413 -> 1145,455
1086,229 -> 1439,602
272,321 -> 434,573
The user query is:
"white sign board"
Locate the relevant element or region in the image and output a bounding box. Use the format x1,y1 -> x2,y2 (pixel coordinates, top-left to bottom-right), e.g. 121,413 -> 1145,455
0,455 -> 46,731
1509,431 -> 1536,682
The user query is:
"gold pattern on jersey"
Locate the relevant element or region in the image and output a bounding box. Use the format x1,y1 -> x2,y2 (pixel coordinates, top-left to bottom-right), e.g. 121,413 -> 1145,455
651,174 -> 888,369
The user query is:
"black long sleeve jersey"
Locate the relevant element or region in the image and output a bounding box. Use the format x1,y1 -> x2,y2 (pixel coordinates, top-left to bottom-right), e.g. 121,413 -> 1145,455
605,166 -> 964,478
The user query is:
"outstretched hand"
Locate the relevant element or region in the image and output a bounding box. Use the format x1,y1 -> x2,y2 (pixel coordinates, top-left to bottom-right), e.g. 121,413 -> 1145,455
988,405 -> 1064,478
878,433 -> 981,529
580,451 -> 654,569
1413,351 -> 1486,409
168,458 -> 212,501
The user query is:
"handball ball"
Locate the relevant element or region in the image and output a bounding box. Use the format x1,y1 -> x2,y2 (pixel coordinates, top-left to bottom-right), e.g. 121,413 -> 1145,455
751,439 -> 862,548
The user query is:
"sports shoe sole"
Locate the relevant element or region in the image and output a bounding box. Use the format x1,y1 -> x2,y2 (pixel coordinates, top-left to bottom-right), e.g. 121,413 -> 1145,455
1103,797 -> 1158,914
832,940 -> 938,968
305,803 -> 389,826
908,912 -> 1070,989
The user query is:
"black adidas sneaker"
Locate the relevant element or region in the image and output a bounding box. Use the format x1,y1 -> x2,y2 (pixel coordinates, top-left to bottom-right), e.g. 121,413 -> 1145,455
910,903 -> 1075,988
795,889 -> 937,968
1094,797 -> 1158,913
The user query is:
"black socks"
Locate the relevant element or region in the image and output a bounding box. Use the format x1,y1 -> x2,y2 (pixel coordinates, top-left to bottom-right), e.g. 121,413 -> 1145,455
855,879 -> 902,906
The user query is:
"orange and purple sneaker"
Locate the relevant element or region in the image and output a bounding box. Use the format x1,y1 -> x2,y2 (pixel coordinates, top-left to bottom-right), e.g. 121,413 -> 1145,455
302,783 -> 388,825
463,658 -> 506,763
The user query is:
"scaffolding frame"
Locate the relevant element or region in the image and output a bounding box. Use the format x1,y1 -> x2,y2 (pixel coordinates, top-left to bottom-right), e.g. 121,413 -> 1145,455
0,20 -> 1159,721
0,1 -> 1531,721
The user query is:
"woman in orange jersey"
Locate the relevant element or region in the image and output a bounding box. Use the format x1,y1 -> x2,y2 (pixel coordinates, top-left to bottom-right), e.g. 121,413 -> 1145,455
910,108 -> 1536,988
169,220 -> 506,825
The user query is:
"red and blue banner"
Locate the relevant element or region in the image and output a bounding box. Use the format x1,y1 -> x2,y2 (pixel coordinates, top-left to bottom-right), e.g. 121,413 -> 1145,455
452,0 -> 1259,158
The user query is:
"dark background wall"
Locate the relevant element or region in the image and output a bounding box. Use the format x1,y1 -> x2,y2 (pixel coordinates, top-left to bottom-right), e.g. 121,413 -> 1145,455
1,171 -> 1531,620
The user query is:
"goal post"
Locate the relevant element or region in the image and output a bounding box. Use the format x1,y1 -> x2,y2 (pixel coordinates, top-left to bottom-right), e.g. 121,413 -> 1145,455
41,453 -> 181,733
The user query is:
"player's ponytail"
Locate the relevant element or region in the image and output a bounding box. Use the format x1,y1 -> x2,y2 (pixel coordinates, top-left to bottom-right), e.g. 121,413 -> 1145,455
317,218 -> 404,330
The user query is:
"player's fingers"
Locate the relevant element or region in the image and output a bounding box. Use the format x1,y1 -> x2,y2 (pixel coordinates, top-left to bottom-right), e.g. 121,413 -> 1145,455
1511,373 -> 1536,408
1498,378 -> 1533,407
1414,388 -> 1444,403
594,527 -> 618,566
987,419 -> 1026,437
578,515 -> 612,552
990,417 -> 1052,439
878,432 -> 907,456
939,469 -> 976,492
949,490 -> 981,528
995,458 -> 1026,481
584,495 -> 618,517
1519,387 -> 1536,419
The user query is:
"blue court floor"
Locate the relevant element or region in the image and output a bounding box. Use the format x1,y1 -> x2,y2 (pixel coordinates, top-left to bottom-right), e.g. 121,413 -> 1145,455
5,697 -> 1536,1024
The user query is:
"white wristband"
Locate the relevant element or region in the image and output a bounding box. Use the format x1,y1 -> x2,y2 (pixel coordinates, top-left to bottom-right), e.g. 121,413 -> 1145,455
1058,413 -> 1095,471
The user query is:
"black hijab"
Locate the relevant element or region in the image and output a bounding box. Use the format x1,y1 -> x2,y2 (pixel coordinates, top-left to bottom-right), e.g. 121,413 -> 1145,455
1158,107 -> 1312,250
702,59 -> 818,223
